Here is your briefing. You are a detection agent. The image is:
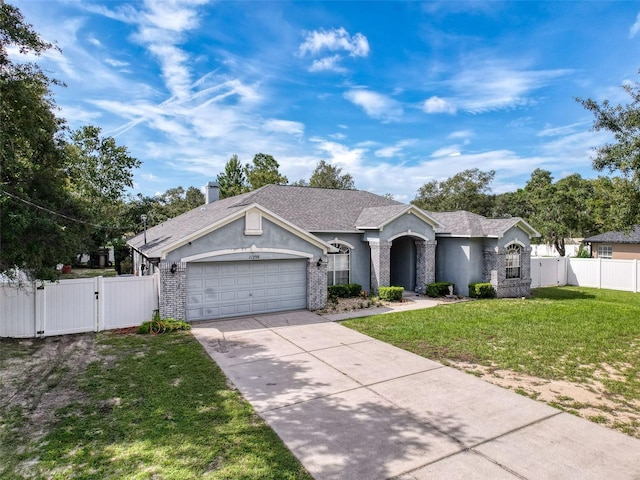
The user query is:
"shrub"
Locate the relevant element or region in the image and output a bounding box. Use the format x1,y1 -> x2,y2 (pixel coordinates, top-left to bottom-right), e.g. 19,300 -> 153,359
328,283 -> 362,299
138,317 -> 191,334
425,281 -> 453,297
378,286 -> 404,302
468,282 -> 495,298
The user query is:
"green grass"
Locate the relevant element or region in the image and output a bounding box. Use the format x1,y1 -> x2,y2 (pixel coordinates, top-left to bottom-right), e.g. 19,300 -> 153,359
0,332 -> 310,480
343,287 -> 640,402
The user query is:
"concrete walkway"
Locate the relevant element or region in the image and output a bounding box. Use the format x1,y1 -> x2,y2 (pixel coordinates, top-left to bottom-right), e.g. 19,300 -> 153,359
192,310 -> 640,480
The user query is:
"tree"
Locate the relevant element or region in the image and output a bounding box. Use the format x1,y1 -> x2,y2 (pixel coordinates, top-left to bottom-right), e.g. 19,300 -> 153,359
588,176 -> 640,233
522,169 -> 596,256
124,186 -> 205,231
411,168 -> 496,216
216,155 -> 247,198
578,78 -> 640,228
244,153 -> 288,190
308,160 -> 355,189
0,3 -> 82,280
63,125 -> 141,254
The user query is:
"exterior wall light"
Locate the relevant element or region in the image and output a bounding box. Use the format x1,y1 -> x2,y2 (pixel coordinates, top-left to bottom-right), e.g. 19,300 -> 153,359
170,263 -> 177,274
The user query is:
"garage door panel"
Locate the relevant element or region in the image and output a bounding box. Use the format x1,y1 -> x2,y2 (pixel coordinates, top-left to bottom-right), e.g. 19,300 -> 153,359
204,292 -> 219,302
187,259 -> 307,321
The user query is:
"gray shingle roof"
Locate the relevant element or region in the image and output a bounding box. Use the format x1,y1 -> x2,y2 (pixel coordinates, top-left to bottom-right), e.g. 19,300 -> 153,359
428,211 -> 536,237
583,225 -> 640,244
128,185 -> 402,257
355,205 -> 413,228
128,185 -> 538,258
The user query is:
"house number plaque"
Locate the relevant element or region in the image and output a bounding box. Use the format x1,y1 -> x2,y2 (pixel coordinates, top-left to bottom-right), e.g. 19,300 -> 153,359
249,254 -> 260,260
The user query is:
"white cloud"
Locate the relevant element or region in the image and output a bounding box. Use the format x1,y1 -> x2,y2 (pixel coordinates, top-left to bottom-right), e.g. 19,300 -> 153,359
344,89 -> 403,122
630,12 -> 640,38
299,27 -> 369,73
310,138 -> 367,168
309,55 -> 346,73
424,61 -> 572,115
423,96 -> 457,114
299,27 -> 369,57
447,129 -> 474,140
374,139 -> 416,158
104,58 -> 130,68
451,63 -> 572,113
263,119 -> 305,136
431,146 -> 461,158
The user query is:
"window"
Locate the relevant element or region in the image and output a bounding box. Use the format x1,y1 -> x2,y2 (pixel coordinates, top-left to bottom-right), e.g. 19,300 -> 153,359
505,244 -> 521,279
597,245 -> 612,259
327,243 -> 350,286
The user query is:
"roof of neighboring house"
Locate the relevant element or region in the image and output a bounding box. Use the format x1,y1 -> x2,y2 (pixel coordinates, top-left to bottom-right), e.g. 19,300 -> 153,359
428,211 -> 539,238
583,225 -> 640,244
128,184 -> 538,258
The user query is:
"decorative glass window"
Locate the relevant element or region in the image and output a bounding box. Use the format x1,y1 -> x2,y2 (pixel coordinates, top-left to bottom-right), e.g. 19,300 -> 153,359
505,244 -> 521,279
597,245 -> 612,259
327,243 -> 350,286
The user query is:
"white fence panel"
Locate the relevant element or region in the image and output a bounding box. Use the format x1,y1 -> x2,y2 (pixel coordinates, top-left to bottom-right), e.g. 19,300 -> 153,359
567,258 -> 599,287
531,257 -> 566,287
43,278 -> 97,336
601,259 -> 636,292
0,284 -> 36,338
102,275 -> 158,330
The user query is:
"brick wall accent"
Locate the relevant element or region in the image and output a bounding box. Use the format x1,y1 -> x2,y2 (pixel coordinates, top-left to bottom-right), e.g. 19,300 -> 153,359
307,258 -> 328,310
159,261 -> 187,320
483,246 -> 532,298
369,240 -> 391,293
415,240 -> 437,293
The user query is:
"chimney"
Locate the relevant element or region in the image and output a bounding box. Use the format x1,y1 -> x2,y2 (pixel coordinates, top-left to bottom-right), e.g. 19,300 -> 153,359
206,181 -> 219,204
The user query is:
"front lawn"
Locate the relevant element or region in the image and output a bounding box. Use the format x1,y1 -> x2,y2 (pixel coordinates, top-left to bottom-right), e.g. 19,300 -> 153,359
0,332 -> 310,480
342,287 -> 640,437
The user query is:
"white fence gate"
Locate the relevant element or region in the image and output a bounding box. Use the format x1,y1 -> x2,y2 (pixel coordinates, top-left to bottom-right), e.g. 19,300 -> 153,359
531,257 -> 640,292
0,274 -> 159,338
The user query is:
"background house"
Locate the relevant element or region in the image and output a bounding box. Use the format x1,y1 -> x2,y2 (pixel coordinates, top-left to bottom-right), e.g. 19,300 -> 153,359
583,226 -> 640,260
128,184 -> 539,321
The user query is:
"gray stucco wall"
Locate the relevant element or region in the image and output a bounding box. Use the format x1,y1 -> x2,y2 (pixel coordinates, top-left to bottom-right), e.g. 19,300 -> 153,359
498,226 -> 532,249
315,232 -> 372,292
435,237 -> 485,296
364,213 -> 437,243
168,217 -> 325,262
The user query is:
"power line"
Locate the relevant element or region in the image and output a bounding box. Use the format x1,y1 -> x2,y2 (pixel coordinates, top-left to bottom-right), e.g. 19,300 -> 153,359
0,188 -> 113,229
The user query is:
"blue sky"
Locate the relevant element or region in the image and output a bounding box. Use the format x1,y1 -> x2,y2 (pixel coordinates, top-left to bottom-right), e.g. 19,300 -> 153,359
10,1 -> 640,202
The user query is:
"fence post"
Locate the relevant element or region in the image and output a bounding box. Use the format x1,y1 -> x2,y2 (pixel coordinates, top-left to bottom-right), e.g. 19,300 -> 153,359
35,283 -> 45,337
96,276 -> 104,332
597,257 -> 602,289
634,259 -> 638,293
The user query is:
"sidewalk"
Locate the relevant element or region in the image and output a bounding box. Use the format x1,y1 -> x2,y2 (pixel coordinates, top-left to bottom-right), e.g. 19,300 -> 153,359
192,310 -> 640,479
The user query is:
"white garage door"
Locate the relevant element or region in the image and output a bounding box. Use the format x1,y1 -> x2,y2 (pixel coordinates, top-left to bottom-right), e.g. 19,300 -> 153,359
186,259 -> 307,321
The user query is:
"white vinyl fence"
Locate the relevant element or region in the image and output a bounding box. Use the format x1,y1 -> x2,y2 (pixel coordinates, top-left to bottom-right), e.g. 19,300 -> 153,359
531,257 -> 640,292
1,274 -> 159,338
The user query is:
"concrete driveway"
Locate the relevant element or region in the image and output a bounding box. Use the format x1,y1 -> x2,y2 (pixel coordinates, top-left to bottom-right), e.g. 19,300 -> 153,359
192,310 -> 640,480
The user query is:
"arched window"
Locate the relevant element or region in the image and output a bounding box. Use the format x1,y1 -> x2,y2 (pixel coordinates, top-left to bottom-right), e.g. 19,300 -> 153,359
505,244 -> 521,279
327,243 -> 350,286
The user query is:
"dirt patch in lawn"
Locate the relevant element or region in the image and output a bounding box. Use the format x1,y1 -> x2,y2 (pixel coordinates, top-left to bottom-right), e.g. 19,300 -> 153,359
0,334 -> 101,446
450,360 -> 640,438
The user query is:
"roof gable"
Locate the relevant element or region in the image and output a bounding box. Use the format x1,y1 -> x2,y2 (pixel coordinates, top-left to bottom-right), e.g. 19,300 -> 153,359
356,205 -> 442,230
429,211 -> 540,238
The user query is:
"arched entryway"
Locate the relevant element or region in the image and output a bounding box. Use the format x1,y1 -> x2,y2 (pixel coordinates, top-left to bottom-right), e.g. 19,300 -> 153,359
390,236 -> 417,291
